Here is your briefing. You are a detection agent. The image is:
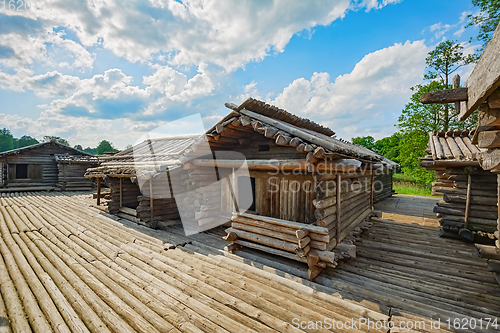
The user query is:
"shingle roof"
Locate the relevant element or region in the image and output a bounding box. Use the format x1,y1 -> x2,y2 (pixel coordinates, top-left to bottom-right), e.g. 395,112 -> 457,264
426,129 -> 481,161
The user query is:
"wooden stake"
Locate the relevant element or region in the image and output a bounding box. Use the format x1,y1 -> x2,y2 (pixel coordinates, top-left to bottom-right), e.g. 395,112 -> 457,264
119,177 -> 123,208
97,177 -> 101,206
336,173 -> 341,243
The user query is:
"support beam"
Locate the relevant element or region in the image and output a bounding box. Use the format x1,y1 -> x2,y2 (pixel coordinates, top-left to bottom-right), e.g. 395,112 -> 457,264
420,87 -> 468,104
478,130 -> 500,149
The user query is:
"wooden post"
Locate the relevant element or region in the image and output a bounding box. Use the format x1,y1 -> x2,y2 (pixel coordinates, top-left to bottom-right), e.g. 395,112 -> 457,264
119,177 -> 123,208
336,173 -> 341,243
464,173 -> 472,229
370,171 -> 375,210
497,173 -> 500,249
149,178 -> 154,228
96,177 -> 101,206
453,74 -> 461,115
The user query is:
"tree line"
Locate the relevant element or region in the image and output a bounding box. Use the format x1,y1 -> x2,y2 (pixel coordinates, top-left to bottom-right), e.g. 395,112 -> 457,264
0,128 -> 119,155
353,0 -> 499,185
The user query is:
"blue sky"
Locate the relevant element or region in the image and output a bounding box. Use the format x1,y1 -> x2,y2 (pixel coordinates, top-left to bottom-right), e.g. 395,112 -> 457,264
0,0 -> 481,149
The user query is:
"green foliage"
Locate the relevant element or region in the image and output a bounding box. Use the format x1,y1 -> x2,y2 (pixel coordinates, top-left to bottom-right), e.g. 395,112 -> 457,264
84,147 -> 97,154
424,40 -> 478,84
352,136 -> 375,151
96,140 -> 118,155
467,0 -> 500,50
43,136 -> 69,146
397,130 -> 436,185
16,135 -> 39,148
398,81 -> 467,133
74,144 -> 83,151
352,133 -> 401,162
0,128 -> 14,152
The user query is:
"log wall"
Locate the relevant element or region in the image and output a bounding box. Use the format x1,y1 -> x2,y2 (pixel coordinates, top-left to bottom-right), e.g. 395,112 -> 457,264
435,167 -> 498,239
373,168 -> 393,203
432,169 -> 453,196
57,162 -> 96,191
106,178 -> 142,214
135,172 -> 184,229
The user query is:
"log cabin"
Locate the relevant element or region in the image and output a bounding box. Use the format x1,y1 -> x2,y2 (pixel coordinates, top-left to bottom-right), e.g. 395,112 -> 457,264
177,98 -> 396,279
86,98 -> 396,279
373,156 -> 398,203
420,22 -> 500,283
420,129 -> 498,241
84,136 -> 197,230
0,140 -> 97,192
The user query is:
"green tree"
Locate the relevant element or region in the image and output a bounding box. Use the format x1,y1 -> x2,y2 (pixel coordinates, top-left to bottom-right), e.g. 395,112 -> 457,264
43,136 -> 69,146
17,135 -> 39,148
0,128 -> 14,152
374,133 -> 402,161
83,147 -> 97,155
424,40 -> 478,131
96,140 -> 118,155
352,136 -> 375,151
74,144 -> 83,151
467,0 -> 500,50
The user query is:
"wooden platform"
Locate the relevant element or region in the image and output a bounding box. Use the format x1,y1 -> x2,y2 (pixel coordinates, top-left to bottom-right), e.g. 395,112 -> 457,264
0,192 -> 498,332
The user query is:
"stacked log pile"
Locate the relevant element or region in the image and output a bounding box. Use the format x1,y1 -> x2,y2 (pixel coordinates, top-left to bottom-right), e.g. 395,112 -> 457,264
435,167 -> 498,241
227,212 -> 336,280
107,177 -> 142,214
57,162 -> 95,191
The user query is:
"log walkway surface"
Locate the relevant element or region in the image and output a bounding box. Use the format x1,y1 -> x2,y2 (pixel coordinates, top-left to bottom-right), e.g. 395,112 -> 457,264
0,192 -> 498,332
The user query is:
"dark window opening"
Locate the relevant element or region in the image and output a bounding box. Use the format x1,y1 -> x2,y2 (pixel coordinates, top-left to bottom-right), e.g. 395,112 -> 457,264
258,144 -> 270,151
238,176 -> 255,212
16,164 -> 28,179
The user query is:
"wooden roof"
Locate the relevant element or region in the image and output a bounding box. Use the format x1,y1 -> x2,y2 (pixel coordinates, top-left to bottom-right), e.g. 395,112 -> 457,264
233,97 -> 335,136
0,141 -> 94,157
425,129 -> 481,161
54,154 -> 99,164
209,99 -> 387,163
85,136 -> 198,177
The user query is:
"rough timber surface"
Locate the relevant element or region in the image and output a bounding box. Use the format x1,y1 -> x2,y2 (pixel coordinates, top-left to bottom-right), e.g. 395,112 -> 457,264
0,192 -> 498,332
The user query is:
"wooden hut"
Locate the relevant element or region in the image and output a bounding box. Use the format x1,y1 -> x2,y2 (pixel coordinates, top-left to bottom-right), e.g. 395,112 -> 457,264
178,98 -> 392,279
85,136 -> 197,229
420,129 -> 498,241
0,141 -> 97,191
420,22 -> 500,283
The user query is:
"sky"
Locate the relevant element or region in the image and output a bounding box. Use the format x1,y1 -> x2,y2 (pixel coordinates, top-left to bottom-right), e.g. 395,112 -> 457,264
0,0 -> 482,149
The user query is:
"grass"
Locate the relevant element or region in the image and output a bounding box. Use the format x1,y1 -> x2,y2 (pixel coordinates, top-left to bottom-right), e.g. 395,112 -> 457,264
393,182 -> 433,197
392,173 -> 435,197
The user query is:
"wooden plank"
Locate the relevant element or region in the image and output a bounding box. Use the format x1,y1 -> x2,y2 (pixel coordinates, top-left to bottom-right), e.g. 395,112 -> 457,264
459,23 -> 500,121
234,212 -> 328,235
420,87 -> 468,104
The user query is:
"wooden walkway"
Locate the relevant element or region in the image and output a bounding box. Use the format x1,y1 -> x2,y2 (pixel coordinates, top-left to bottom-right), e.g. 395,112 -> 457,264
0,192 -> 498,332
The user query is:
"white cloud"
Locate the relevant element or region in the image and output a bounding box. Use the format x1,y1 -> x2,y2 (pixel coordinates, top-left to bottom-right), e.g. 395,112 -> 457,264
271,40 -> 430,140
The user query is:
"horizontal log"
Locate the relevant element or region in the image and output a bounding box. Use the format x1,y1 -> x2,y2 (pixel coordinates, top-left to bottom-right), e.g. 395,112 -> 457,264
443,193 -> 498,205
478,130 -> 500,149
434,186 -> 497,197
231,222 -> 298,243
437,200 -> 498,213
476,244 -> 500,260
234,212 -> 328,235
227,228 -> 298,252
487,259 -> 500,273
433,205 -> 498,220
420,87 -> 468,104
